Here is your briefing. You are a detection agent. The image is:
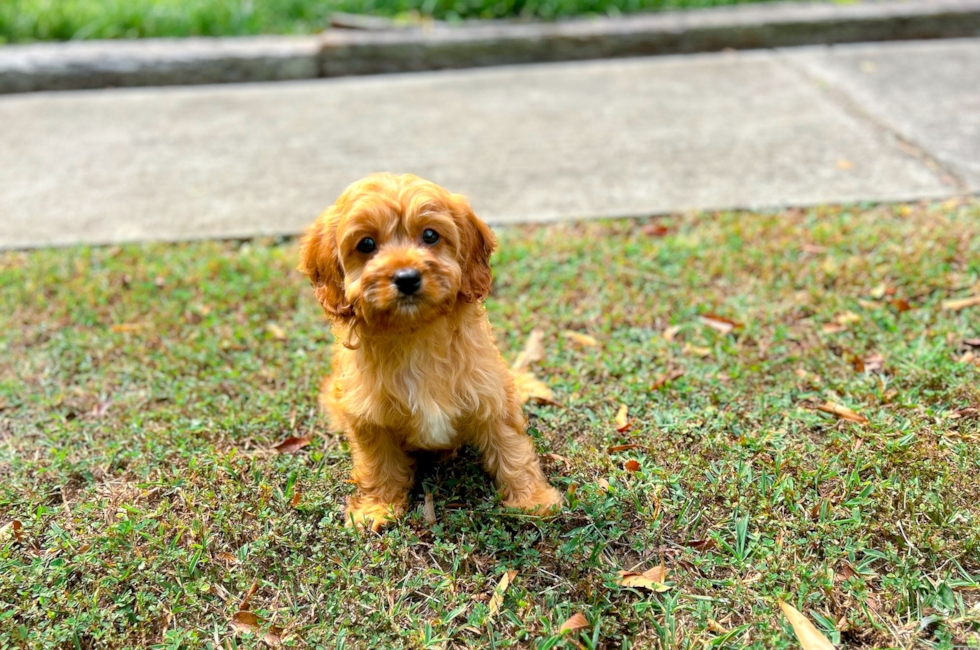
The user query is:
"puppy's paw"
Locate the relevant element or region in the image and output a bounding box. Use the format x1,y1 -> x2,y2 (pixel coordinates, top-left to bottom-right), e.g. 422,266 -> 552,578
345,496 -> 406,532
504,484 -> 564,517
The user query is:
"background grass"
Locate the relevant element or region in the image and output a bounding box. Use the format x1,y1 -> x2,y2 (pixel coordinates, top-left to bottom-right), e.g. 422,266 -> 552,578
2,200 -> 980,649
1,0 -> 787,43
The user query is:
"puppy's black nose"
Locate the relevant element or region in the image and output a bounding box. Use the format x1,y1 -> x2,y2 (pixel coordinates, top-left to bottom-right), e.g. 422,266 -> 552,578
392,268 -> 422,295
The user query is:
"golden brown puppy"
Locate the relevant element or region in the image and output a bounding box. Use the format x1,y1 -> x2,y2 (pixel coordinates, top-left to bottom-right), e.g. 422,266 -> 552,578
298,173 -> 562,531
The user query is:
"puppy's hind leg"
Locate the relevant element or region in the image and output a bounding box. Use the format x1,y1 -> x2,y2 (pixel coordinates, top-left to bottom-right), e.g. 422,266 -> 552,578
346,425 -> 415,532
470,403 -> 562,516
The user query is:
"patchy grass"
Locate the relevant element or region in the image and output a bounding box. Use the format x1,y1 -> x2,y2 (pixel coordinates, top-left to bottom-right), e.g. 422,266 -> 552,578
2,200 -> 980,649
3,0 -> 788,43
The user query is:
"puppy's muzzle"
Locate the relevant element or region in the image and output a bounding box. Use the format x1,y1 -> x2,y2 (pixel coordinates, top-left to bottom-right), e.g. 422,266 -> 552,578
392,268 -> 422,296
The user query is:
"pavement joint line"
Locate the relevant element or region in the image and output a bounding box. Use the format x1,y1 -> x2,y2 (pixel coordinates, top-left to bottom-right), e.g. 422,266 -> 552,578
775,49 -> 971,195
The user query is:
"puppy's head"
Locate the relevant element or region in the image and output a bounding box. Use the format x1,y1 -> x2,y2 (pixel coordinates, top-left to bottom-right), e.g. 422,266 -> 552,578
298,173 -> 496,332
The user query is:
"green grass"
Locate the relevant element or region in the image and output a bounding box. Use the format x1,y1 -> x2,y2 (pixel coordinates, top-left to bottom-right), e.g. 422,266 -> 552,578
2,0 -> 786,44
2,200 -> 980,649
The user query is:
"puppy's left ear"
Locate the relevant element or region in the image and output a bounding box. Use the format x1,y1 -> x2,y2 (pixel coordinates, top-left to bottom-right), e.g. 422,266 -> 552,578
297,207 -> 354,321
452,194 -> 497,303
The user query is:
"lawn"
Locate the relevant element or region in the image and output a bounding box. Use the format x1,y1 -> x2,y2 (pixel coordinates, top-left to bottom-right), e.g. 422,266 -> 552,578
1,200 -> 979,649
2,0 -> 786,43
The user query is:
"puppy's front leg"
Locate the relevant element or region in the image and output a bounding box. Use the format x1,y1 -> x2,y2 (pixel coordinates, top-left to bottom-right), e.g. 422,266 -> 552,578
346,425 -> 415,531
471,404 -> 562,515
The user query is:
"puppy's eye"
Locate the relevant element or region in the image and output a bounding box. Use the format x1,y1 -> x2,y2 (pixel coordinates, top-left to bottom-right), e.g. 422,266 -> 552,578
421,229 -> 439,245
356,237 -> 376,254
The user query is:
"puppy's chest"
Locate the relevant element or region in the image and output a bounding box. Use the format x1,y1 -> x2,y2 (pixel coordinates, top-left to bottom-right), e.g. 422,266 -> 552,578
370,366 -> 462,449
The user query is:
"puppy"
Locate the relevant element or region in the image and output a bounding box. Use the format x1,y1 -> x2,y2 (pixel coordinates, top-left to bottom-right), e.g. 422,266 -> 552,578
298,173 -> 562,531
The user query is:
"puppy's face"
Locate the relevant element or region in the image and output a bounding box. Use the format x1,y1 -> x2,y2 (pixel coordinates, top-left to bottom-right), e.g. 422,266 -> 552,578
299,174 -> 496,332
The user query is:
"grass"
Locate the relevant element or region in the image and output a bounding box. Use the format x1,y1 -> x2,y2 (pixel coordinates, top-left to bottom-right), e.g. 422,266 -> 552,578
1,0 -> 787,43
1,199 -> 980,649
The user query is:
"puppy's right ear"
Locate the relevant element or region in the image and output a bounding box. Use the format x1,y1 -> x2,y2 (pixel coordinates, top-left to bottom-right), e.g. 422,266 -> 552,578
298,208 -> 354,321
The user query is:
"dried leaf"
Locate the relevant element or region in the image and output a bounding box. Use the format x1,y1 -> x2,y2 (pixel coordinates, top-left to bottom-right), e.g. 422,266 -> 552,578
423,492 -> 437,526
110,323 -> 144,333
641,223 -> 670,237
943,295 -> 980,311
956,351 -> 976,364
273,436 -> 313,454
778,600 -> 837,650
215,552 -> 238,565
562,331 -> 599,348
813,401 -> 869,425
511,329 -> 546,372
862,353 -> 885,372
651,369 -> 684,390
964,338 -> 980,347
542,453 -> 571,468
618,565 -> 670,591
821,323 -> 848,334
801,244 -> 827,254
624,460 -> 641,473
948,407 -> 978,420
597,478 -> 610,491
290,490 -> 301,508
0,520 -> 24,544
266,322 -> 287,340
607,444 -> 647,453
559,612 -> 590,634
683,343 -> 712,358
229,611 -> 282,646
699,314 -> 742,335
89,398 -> 112,419
890,298 -> 911,313
614,404 -> 630,432
662,325 -> 681,342
835,561 -> 859,583
511,369 -> 558,406
487,570 -> 517,620
684,539 -> 717,551
835,311 -> 861,325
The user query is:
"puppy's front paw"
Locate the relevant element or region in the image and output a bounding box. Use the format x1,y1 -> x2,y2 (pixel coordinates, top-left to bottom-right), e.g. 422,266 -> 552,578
504,484 -> 563,517
345,496 -> 406,532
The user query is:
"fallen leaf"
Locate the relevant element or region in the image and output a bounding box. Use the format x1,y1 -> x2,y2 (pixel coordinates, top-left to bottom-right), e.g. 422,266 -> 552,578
812,401 -> 869,425
618,565 -> 670,591
607,444 -> 647,453
835,561 -> 859,583
290,490 -> 301,508
943,295 -> 980,311
511,369 -> 558,406
858,299 -> 883,310
964,338 -> 980,347
89,398 -> 112,419
110,323 -> 144,333
821,323 -> 848,334
624,460 -> 641,472
801,244 -> 827,254
835,311 -> 861,325
956,351 -> 976,364
423,492 -> 437,525
890,298 -> 912,313
684,539 -> 717,551
562,331 -> 599,348
662,325 -> 682,342
215,552 -> 238,565
651,369 -> 684,390
778,600 -> 837,650
511,329 -> 546,372
699,314 -> 742,335
542,453 -> 571,468
273,436 -> 313,454
614,404 -> 630,432
487,570 -> 517,620
597,478 -> 610,491
559,612 -> 590,634
707,619 -> 729,634
683,343 -> 712,358
795,368 -> 822,384
229,611 -> 282,646
240,582 -> 258,609
0,520 -> 24,544
862,353 -> 885,372
266,322 -> 287,340
948,407 -> 979,420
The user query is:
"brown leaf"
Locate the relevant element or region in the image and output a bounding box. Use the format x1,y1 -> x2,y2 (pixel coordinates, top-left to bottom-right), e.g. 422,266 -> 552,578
607,444 -> 647,453
559,612 -> 590,634
651,369 -> 684,390
110,323 -> 144,333
956,351 -> 976,365
641,223 -> 670,237
542,453 -> 571,468
229,611 -> 282,646
215,552 -> 238,566
835,311 -> 861,325
801,244 -> 827,254
683,343 -> 712,358
964,338 -> 980,347
684,539 -> 717,551
821,323 -> 848,334
423,492 -> 437,526
778,600 -> 837,650
290,491 -> 301,508
699,314 -> 742,335
562,331 -> 599,348
614,404 -> 630,432
835,561 -> 859,583
662,325 -> 681,342
617,565 -> 670,591
948,407 -> 979,420
0,520 -> 24,544
889,298 -> 912,313
862,353 -> 885,372
511,329 -> 546,372
943,295 -> 980,311
89,398 -> 112,419
511,369 -> 558,406
813,401 -> 869,425
240,581 -> 259,610
487,570 -> 517,620
597,478 -> 610,491
272,435 -> 313,454
266,322 -> 287,340
624,460 -> 641,473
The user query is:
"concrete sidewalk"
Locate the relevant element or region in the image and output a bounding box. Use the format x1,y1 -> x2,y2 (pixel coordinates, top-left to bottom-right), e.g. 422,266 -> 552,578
1,38 -> 977,249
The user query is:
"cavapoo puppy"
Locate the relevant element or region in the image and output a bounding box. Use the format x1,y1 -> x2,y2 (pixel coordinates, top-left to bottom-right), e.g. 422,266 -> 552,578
299,173 -> 562,531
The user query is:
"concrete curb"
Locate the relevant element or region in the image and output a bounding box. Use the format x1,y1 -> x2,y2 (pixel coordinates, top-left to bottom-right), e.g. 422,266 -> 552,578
2,0 -> 980,93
